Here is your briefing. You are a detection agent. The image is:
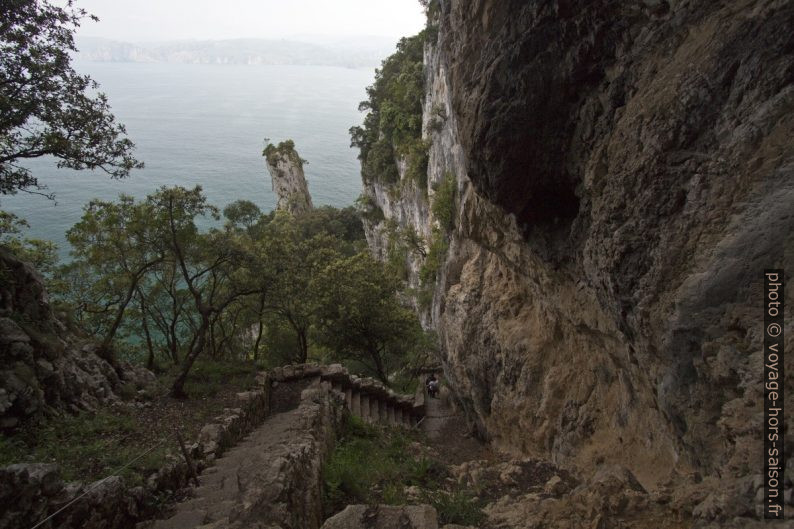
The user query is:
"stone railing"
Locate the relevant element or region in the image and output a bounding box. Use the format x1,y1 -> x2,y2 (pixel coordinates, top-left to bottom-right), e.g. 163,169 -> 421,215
268,363 -> 422,426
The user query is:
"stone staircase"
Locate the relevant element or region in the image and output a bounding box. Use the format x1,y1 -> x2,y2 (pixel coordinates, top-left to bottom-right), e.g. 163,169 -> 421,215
146,407 -> 309,529
140,364 -> 422,529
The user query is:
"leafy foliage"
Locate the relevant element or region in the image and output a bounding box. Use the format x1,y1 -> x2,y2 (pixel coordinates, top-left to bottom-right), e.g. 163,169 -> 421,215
55,185 -> 424,393
262,139 -> 308,169
0,409 -> 166,485
323,414 -> 485,526
0,211 -> 59,277
419,228 -> 448,286
431,171 -> 456,232
349,31 -> 429,185
354,194 -> 385,223
0,0 -> 142,196
323,415 -> 445,515
312,252 -> 426,385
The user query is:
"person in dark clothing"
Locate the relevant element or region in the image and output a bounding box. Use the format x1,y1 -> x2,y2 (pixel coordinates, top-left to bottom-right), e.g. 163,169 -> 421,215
425,373 -> 439,398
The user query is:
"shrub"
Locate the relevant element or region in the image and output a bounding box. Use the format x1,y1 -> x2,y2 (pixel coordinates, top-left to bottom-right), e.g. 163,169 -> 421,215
262,139 -> 308,169
322,414 -> 445,517
431,171 -> 456,232
0,410 -> 167,485
404,139 -> 430,191
350,31 -> 430,186
181,359 -> 257,398
424,489 -> 486,526
355,194 -> 385,223
426,104 -> 446,134
419,228 -> 448,286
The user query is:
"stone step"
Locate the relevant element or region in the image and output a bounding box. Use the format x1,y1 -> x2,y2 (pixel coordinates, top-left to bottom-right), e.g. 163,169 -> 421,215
181,486 -> 239,507
151,508 -> 208,529
195,472 -> 241,494
179,499 -> 237,522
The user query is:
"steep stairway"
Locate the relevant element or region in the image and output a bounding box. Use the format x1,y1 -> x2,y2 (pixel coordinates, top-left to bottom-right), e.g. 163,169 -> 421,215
145,408 -> 302,529
420,388 -> 455,440
141,379 -> 342,529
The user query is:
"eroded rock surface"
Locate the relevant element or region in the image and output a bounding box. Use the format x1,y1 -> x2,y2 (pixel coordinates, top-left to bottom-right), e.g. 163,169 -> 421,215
265,140 -> 314,215
0,247 -> 156,429
361,0 -> 794,524
321,504 -> 438,529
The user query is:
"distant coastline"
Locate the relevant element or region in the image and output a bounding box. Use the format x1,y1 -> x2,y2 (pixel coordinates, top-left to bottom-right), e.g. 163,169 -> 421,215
75,36 -> 396,68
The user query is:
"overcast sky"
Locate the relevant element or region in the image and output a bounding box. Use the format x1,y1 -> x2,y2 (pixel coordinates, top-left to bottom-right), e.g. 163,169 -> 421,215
72,0 -> 426,42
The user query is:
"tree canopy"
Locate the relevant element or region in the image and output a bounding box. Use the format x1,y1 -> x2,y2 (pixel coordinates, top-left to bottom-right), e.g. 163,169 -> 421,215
53,187 -> 428,393
0,0 -> 142,196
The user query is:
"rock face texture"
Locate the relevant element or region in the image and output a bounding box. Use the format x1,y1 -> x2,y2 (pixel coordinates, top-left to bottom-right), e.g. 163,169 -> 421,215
265,140 -> 314,215
361,0 -> 794,523
0,247 -> 154,429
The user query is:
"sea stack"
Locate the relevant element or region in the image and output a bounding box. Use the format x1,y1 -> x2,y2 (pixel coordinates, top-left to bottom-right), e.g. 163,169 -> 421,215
263,139 -> 313,215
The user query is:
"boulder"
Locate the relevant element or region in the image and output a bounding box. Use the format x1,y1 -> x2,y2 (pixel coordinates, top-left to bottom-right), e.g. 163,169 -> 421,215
321,505 -> 438,529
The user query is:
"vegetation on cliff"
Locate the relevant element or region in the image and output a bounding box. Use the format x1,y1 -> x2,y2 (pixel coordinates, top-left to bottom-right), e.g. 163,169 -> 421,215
349,31 -> 429,189
262,139 -> 308,170
45,187 -> 427,393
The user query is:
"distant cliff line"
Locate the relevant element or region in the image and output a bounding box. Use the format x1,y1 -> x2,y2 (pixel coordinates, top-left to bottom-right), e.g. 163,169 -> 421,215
75,36 -> 396,68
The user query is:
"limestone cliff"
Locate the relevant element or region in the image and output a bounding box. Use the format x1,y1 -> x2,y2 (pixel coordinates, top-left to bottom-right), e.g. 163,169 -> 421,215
265,140 -> 314,215
360,0 -> 794,522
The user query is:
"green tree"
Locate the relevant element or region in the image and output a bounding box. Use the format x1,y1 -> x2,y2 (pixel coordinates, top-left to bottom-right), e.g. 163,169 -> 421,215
65,195 -> 163,363
349,31 -> 428,186
146,186 -> 260,397
256,212 -> 342,363
0,211 -> 59,277
313,252 -> 425,386
0,0 -> 142,196
223,200 -> 262,238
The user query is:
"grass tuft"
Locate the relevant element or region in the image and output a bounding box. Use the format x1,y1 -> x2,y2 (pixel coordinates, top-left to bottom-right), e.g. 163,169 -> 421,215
322,413 -> 482,524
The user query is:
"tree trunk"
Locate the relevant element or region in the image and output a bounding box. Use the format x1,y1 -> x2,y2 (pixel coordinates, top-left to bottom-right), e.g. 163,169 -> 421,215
99,276 -> 138,365
170,313 -> 209,398
253,318 -> 264,361
370,347 -> 391,387
297,327 -> 308,363
252,295 -> 266,361
138,289 -> 156,371
168,316 -> 180,364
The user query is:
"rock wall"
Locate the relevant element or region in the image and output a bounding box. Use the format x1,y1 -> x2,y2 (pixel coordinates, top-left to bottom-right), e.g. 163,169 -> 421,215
0,247 -> 154,429
222,385 -> 343,529
361,0 -> 794,521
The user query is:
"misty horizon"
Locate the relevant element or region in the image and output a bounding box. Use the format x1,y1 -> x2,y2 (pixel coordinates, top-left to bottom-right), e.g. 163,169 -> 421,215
74,35 -> 400,68
71,0 -> 426,43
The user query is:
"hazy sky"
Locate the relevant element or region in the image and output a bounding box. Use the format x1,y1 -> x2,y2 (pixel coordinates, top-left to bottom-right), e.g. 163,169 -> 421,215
73,0 -> 426,42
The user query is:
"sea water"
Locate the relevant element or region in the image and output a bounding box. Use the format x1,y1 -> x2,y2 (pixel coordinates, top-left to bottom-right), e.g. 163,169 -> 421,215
1,62 -> 374,257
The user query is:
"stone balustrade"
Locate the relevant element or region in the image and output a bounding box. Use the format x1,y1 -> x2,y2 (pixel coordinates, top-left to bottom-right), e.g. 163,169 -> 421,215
267,363 -> 421,426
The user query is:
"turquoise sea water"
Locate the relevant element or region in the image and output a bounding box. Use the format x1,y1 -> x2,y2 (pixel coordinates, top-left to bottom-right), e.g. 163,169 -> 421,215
1,62 -> 374,256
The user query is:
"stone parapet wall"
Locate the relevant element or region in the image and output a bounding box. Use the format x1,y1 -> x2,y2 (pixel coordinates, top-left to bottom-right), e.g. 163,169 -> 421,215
268,363 -> 420,426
